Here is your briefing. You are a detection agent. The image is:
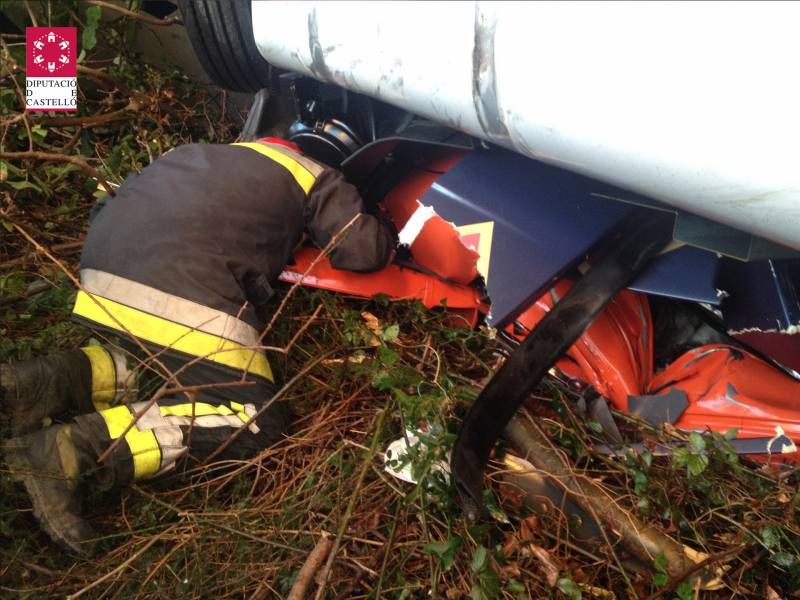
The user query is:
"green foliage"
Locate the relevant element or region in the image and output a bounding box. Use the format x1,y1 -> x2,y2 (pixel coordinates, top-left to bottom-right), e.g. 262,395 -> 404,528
470,545 -> 500,600
672,434 -> 710,477
652,552 -> 669,588
556,576 -> 582,600
674,580 -> 694,600
82,5 -> 103,52
424,535 -> 461,571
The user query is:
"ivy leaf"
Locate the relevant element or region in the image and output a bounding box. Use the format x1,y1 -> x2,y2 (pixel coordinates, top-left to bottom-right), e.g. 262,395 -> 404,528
381,323 -> 400,342
6,180 -> 42,192
471,545 -> 488,573
772,551 -> 796,568
83,5 -> 102,52
424,536 -> 461,572
675,581 -> 695,600
587,420 -> 604,433
689,431 -> 707,452
761,527 -> 781,550
470,586 -> 488,600
632,469 -> 648,494
672,447 -> 690,468
556,576 -> 582,600
686,453 -> 709,477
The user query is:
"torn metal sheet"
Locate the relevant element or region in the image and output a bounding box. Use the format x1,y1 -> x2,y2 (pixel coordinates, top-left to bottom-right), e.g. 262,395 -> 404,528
627,389 -> 689,427
507,281 -> 652,410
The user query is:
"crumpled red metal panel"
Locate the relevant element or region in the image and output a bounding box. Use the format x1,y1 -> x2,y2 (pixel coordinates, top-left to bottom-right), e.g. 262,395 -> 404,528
509,285 -> 800,461
650,344 -> 800,447
507,280 -> 652,409
279,247 -> 489,328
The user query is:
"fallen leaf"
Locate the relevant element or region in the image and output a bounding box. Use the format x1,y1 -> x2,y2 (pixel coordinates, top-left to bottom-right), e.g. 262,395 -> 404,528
500,563 -> 521,580
502,532 -> 519,558
766,584 -> 781,600
529,544 -> 559,587
361,311 -> 382,347
322,354 -> 366,365
519,515 -> 541,543
581,584 -> 617,599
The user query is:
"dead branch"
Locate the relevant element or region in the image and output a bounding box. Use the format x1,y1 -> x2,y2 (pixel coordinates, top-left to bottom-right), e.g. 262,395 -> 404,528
286,534 -> 333,600
86,0 -> 182,26
643,544 -> 747,600
33,100 -> 140,128
0,151 -> 116,196
258,213 -> 362,345
0,240 -> 84,270
504,416 -> 725,590
313,409 -> 387,600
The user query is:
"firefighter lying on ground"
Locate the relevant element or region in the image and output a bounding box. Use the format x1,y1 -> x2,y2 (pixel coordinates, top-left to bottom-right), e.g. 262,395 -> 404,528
0,138 -> 394,554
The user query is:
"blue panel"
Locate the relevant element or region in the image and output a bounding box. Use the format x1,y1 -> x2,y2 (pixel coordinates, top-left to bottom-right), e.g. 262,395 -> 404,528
421,148 -> 721,326
629,246 -> 722,304
720,258 -> 800,331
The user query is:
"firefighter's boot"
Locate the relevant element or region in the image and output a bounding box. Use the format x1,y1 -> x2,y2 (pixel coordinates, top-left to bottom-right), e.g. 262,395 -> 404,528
0,349 -> 95,436
4,423 -> 99,555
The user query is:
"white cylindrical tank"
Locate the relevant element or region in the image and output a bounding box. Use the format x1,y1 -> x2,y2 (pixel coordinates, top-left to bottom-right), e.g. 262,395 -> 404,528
252,1 -> 800,250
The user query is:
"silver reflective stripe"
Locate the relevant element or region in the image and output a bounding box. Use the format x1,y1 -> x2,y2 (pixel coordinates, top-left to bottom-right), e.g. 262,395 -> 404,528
257,141 -> 325,178
80,269 -> 260,347
131,400 -> 261,434
152,425 -> 186,476
108,345 -> 138,404
162,413 -> 261,434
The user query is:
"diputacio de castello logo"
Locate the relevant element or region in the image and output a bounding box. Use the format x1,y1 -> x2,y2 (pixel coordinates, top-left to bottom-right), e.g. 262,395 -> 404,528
26,27 -> 78,112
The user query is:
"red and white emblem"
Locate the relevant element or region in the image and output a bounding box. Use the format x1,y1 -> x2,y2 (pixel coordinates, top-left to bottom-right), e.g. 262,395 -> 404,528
26,27 -> 78,112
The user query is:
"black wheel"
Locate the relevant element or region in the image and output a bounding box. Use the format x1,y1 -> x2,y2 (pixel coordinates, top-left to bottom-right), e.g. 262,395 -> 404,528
178,0 -> 277,93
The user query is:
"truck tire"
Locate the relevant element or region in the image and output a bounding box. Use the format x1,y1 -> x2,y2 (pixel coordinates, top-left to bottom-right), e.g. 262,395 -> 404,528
178,0 -> 276,92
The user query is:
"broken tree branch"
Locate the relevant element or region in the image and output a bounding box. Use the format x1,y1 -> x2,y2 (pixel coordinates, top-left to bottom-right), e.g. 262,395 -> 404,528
34,100 -> 140,128
0,151 -> 116,196
86,0 -> 181,26
287,534 -> 334,600
504,415 -> 725,590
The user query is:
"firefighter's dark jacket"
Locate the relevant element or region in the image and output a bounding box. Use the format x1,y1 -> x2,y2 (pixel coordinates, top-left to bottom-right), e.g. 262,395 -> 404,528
73,142 -> 393,382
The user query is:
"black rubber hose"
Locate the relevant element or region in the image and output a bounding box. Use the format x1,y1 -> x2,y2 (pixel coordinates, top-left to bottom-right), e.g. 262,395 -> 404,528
450,211 -> 675,518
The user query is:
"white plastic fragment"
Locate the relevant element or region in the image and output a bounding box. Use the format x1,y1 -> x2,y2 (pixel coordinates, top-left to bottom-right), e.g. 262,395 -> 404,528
383,428 -> 450,485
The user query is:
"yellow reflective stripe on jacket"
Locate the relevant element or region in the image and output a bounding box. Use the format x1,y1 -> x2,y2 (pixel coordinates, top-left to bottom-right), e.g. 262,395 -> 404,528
80,269 -> 261,349
160,402 -> 233,418
231,142 -> 316,194
73,290 -> 273,382
160,402 -> 252,426
80,345 -> 116,411
98,405 -> 161,480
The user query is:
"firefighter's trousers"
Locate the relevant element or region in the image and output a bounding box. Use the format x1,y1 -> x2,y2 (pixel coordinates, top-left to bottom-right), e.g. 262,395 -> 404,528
6,343 -> 287,488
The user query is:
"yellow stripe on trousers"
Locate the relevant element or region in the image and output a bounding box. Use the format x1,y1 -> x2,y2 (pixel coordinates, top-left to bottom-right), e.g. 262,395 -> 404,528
160,402 -> 251,425
231,142 -> 316,194
80,345 -> 116,411
99,405 -> 161,480
73,291 -> 273,382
